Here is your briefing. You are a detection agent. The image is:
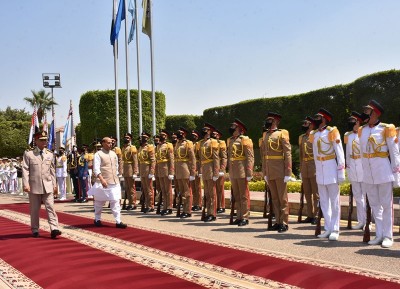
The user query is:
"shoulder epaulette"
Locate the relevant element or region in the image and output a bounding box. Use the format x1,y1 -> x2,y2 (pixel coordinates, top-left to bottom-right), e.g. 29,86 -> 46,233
167,143 -> 173,151
114,147 -> 122,155
259,137 -> 263,147
344,131 -> 351,144
130,145 -> 137,153
298,134 -> 305,146
219,140 -> 226,149
309,130 -> 316,143
328,126 -> 339,142
281,129 -> 289,140
358,126 -> 364,138
326,126 -> 333,131
186,140 -> 194,149
147,144 -> 154,152
242,136 -> 253,148
195,141 -> 201,151
211,139 -> 219,149
384,123 -> 396,138
61,155 -> 67,161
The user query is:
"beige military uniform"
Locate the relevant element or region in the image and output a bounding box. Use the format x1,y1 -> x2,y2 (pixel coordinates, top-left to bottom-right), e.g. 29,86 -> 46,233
191,140 -> 202,208
156,142 -> 174,210
122,144 -> 139,206
174,139 -> 196,214
262,129 -> 292,225
227,135 -> 254,221
216,139 -> 227,210
299,133 -> 319,219
197,138 -> 220,217
138,144 -> 156,209
113,146 -> 123,176
22,147 -> 59,234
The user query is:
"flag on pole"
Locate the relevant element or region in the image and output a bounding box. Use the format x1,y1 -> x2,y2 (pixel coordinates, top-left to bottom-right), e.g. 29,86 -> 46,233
142,0 -> 151,37
128,0 -> 136,44
28,104 -> 39,145
62,106 -> 73,146
47,120 -> 55,150
42,113 -> 48,133
110,0 -> 126,46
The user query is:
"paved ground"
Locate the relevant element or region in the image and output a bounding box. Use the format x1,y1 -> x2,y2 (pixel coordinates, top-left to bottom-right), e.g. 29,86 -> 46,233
1,192 -> 400,280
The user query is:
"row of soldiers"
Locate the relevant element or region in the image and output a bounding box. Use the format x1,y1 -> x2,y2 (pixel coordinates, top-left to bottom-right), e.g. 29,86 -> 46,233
0,157 -> 22,194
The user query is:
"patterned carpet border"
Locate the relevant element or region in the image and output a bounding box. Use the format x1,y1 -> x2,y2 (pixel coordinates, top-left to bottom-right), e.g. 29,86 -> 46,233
0,259 -> 42,289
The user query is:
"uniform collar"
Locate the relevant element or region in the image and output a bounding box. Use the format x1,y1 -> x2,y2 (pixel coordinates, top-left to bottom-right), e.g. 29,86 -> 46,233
369,120 -> 380,128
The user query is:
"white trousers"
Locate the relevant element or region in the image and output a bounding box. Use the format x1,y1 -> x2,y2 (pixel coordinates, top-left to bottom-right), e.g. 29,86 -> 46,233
364,182 -> 393,239
94,200 -> 121,224
318,183 -> 340,232
350,181 -> 366,224
57,177 -> 66,199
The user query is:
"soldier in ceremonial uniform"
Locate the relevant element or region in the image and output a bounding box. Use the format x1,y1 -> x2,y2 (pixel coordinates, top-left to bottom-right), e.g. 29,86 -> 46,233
359,100 -> 400,248
68,145 -> 80,202
212,129 -> 227,214
77,145 -> 89,202
191,130 -> 202,211
174,127 -> 196,218
138,132 -> 156,213
111,136 -> 123,176
86,144 -> 95,191
310,108 -> 345,241
299,116 -> 319,224
261,112 -> 292,232
344,112 -> 367,229
122,133 -> 139,210
227,119 -> 254,226
156,130 -> 175,215
153,134 -> 161,211
22,131 -> 61,239
55,147 -> 68,200
197,123 -> 220,222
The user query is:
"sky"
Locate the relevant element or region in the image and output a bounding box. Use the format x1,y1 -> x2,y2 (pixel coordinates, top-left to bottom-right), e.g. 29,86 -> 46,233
1,0 -> 400,130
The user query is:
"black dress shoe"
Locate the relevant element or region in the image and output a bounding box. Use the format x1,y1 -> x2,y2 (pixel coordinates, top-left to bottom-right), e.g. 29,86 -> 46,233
311,218 -> 318,225
160,209 -> 167,215
238,219 -> 249,227
180,213 -> 191,218
164,209 -> 173,215
32,232 -> 39,238
192,206 -> 200,211
301,217 -> 313,223
51,229 -> 62,239
116,222 -> 127,229
204,215 -> 216,222
278,224 -> 288,233
268,223 -> 280,231
230,219 -> 240,225
94,220 -> 102,227
126,205 -> 134,210
142,208 -> 149,213
79,198 -> 88,203
148,208 -> 155,213
217,208 -> 226,214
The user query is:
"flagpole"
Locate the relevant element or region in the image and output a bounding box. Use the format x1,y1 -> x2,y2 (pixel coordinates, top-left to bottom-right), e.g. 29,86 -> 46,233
124,0 -> 131,134
70,100 -> 74,148
113,0 -> 120,147
149,0 -> 156,136
135,0 -> 142,135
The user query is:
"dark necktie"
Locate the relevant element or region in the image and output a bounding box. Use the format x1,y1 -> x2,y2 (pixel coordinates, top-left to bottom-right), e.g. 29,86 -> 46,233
40,150 -> 43,160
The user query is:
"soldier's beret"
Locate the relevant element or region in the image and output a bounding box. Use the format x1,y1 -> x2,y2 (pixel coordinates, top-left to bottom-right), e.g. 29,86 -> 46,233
124,132 -> 133,139
266,112 -> 282,121
349,111 -> 363,123
232,118 -> 247,133
214,128 -> 223,137
364,100 -> 384,115
192,130 -> 200,137
178,127 -> 190,135
141,132 -> 151,138
315,108 -> 333,122
110,136 -> 117,141
305,116 -> 316,125
203,122 -> 216,132
159,129 -> 170,137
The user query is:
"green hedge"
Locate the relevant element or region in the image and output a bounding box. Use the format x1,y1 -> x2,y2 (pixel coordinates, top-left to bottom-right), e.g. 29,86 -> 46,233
165,115 -> 204,134
79,89 -> 166,145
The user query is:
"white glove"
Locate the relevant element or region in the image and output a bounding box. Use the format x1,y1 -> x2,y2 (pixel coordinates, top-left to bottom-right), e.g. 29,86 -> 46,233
189,175 -> 195,181
218,172 -> 224,177
212,176 -> 218,182
284,176 -> 291,183
132,174 -> 137,179
246,176 -> 252,182
148,174 -> 154,179
168,174 -> 174,180
83,177 -> 86,180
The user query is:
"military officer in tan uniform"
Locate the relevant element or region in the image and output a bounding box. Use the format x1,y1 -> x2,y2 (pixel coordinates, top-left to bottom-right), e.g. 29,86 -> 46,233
212,129 -> 227,214
122,132 -> 139,210
262,112 -> 292,233
174,127 -> 196,218
153,134 -> 161,211
156,130 -> 175,215
299,116 -> 319,224
111,136 -> 123,176
22,131 -> 61,239
197,123 -> 220,222
191,130 -> 202,211
138,132 -> 156,213
227,119 -> 254,226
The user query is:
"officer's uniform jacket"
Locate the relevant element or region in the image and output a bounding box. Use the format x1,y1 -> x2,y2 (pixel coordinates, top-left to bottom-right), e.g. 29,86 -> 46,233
67,152 -> 78,173
22,147 -> 56,195
138,144 -> 156,177
55,155 -> 67,178
309,126 -> 345,185
197,138 -> 220,180
174,139 -> 196,179
344,131 -> 363,183
262,129 -> 292,180
122,144 -> 139,177
298,133 -> 316,179
359,122 -> 400,185
112,146 -> 123,175
227,135 -> 254,179
77,153 -> 89,179
156,142 -> 174,177
218,139 -> 228,173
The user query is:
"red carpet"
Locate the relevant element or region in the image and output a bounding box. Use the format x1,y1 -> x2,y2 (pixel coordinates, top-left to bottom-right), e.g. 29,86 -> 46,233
0,214 -> 204,289
2,203 -> 400,289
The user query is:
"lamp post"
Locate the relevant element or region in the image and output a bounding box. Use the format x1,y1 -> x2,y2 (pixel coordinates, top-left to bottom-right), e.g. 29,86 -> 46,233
42,73 -> 61,149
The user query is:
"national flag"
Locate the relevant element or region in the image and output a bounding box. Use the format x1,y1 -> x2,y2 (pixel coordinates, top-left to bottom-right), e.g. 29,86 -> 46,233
42,114 -> 48,133
128,0 -> 136,44
62,106 -> 73,146
110,0 -> 126,46
47,120 -> 55,150
142,0 -> 151,37
28,104 -> 39,145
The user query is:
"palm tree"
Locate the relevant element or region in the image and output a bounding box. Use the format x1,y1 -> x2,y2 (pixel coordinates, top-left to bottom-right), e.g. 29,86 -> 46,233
24,89 -> 58,124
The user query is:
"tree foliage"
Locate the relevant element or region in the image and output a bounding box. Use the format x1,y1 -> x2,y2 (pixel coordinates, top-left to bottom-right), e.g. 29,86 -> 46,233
23,89 -> 58,123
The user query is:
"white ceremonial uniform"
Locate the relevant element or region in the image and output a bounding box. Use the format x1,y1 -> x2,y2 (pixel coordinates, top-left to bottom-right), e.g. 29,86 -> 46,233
88,150 -> 122,223
310,126 -> 345,233
55,155 -> 68,200
344,131 -> 366,226
9,165 -> 18,194
359,122 -> 400,241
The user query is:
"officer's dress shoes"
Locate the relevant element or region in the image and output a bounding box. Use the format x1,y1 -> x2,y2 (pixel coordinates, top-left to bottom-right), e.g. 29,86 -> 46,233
180,213 -> 191,218
204,215 -> 216,222
161,209 -> 173,216
116,222 -> 127,229
126,205 -> 136,210
267,223 -> 280,231
368,236 -> 383,245
51,229 -> 62,239
328,231 -> 339,241
94,220 -> 102,227
32,232 -> 39,238
231,219 -> 241,225
317,230 -> 331,238
278,224 -> 288,233
238,219 -> 249,226
301,217 -> 313,223
217,208 -> 225,214
381,237 -> 393,248
352,222 -> 365,230
192,206 -> 201,211
311,218 -> 318,225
